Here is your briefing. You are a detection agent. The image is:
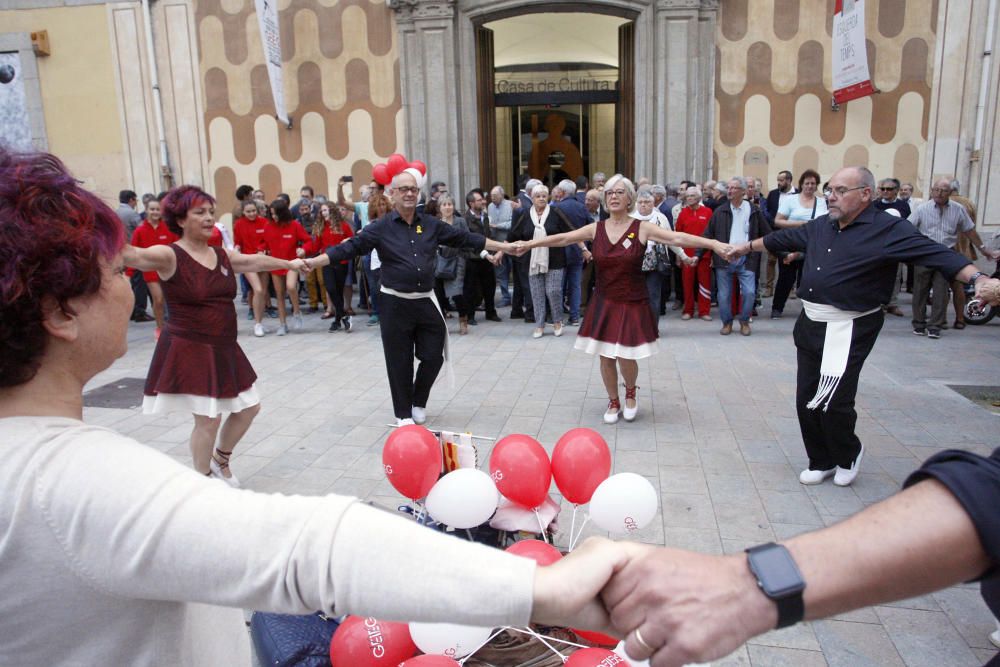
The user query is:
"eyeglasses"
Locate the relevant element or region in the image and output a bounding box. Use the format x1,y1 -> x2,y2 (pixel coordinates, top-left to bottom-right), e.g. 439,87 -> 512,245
395,186 -> 420,195
880,186 -> 897,191
930,188 -> 951,194
827,185 -> 867,197
606,189 -> 628,198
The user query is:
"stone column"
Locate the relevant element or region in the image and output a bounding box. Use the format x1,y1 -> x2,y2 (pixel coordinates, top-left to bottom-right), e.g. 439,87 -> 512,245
649,0 -> 718,183
389,0 -> 464,195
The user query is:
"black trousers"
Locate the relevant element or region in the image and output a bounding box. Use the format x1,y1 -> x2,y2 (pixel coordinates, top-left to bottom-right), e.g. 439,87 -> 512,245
464,258 -> 497,317
511,257 -> 534,318
379,292 -> 446,419
322,262 -> 349,321
772,258 -> 804,313
793,309 -> 884,470
131,270 -> 149,318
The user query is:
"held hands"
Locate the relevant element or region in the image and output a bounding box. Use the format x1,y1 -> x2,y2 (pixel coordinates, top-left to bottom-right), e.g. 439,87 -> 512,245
510,241 -> 531,257
289,258 -> 308,273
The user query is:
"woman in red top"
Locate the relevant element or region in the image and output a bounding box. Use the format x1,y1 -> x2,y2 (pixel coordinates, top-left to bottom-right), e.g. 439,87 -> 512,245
674,186 -> 715,320
124,185 -> 307,484
514,175 -> 731,424
130,198 -> 178,334
233,201 -> 272,336
262,199 -> 311,335
303,202 -> 355,332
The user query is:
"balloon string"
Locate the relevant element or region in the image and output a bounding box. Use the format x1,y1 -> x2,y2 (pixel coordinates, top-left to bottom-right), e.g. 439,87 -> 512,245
568,505 -> 578,552
457,626 -> 508,665
505,626 -> 589,649
570,515 -> 590,551
533,509 -> 548,543
512,626 -> 566,660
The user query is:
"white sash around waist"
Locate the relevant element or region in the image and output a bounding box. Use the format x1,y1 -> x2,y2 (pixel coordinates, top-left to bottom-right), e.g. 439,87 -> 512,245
800,300 -> 881,411
380,286 -> 454,390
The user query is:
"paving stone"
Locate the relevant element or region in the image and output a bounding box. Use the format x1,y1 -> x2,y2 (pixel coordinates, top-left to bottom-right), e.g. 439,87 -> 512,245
876,606 -> 981,667
932,587 -> 1000,650
746,644 -> 827,666
812,619 -> 905,666
749,622 -> 821,651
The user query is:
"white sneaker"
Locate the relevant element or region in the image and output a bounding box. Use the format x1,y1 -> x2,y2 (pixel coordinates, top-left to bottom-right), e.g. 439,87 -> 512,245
292,314 -> 303,331
209,457 -> 240,488
989,622 -> 1000,649
532,328 -> 544,339
799,468 -> 836,485
411,406 -> 426,425
253,323 -> 265,337
343,315 -> 352,333
276,324 -> 288,336
396,417 -> 415,427
834,446 -> 864,486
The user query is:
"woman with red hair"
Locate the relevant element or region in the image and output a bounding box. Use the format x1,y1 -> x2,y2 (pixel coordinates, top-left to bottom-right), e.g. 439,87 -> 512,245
125,185 -> 307,485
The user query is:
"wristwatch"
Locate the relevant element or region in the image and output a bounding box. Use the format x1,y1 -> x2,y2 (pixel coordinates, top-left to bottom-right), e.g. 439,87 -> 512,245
968,271 -> 986,286
745,542 -> 806,629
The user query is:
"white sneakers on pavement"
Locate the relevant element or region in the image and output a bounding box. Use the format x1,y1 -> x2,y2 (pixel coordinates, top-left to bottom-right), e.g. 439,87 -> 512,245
396,418 -> 415,427
834,445 -> 864,487
799,468 -> 836,485
411,406 -> 426,425
276,324 -> 288,336
292,314 -> 303,332
253,323 -> 265,337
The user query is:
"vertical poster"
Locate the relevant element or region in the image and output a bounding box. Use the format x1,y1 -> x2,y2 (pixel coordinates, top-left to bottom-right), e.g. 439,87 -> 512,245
254,0 -> 288,125
832,0 -> 876,104
0,52 -> 33,150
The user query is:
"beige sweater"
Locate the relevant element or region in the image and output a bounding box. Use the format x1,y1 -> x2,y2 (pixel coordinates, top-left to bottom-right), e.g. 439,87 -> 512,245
0,417 -> 535,666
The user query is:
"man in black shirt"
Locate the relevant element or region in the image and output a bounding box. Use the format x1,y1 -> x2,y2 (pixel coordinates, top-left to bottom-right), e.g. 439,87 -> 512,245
306,171 -> 514,425
730,166 -> 1000,488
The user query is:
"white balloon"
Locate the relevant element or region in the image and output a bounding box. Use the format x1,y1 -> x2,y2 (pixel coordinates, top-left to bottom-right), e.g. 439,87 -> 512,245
588,472 -> 658,535
409,622 -> 493,658
425,468 -> 499,529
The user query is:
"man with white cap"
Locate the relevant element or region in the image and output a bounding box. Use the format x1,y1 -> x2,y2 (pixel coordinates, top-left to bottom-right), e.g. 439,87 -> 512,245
306,167 -> 515,425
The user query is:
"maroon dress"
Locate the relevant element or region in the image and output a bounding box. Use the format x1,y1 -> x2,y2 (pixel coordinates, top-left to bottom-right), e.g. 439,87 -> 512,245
574,219 -> 660,359
142,245 -> 258,416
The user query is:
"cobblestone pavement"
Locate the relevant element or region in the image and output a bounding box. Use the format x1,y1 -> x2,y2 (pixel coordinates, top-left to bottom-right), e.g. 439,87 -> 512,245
85,290 -> 1000,667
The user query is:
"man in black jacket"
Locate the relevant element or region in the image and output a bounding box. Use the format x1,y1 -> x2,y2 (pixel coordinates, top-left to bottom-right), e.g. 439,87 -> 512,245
464,189 -> 501,323
699,177 -> 772,336
764,170 -> 797,297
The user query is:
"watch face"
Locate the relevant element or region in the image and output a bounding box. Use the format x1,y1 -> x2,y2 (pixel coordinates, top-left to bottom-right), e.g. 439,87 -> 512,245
752,546 -> 805,597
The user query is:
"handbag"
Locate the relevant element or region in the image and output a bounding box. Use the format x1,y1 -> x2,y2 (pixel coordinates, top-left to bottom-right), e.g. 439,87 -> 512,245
250,611 -> 340,667
435,253 -> 458,280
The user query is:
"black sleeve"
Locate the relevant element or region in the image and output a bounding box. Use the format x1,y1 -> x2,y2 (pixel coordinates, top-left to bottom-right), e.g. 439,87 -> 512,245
763,222 -> 810,254
882,218 -> 971,280
904,447 -> 1000,577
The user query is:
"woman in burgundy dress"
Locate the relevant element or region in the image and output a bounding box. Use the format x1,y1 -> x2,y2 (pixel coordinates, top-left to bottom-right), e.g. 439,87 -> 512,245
514,174 -> 732,424
124,186 -> 307,485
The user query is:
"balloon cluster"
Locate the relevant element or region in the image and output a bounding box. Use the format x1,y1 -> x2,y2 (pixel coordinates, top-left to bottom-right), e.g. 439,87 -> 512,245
329,615 -> 487,667
372,153 -> 427,188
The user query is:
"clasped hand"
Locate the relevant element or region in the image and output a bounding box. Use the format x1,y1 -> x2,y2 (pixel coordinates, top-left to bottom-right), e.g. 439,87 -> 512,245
534,538 -> 774,667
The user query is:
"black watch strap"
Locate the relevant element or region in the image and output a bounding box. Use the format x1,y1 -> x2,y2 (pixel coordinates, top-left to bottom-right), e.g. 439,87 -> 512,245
969,271 -> 986,286
746,542 -> 806,629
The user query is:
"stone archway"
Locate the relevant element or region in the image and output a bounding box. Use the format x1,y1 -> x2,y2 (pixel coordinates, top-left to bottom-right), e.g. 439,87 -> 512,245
389,0 -> 719,196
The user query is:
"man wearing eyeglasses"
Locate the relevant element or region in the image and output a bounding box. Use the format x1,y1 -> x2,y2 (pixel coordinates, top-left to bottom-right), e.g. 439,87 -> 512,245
874,178 -> 912,316
908,179 -> 999,338
729,167 -> 1000,488
306,170 -> 515,426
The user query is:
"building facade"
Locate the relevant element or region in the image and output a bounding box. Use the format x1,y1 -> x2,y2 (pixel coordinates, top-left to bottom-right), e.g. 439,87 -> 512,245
0,0 -> 997,243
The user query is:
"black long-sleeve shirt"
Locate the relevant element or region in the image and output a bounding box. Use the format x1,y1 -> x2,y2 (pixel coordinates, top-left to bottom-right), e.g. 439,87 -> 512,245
762,204 -> 971,311
325,210 -> 486,293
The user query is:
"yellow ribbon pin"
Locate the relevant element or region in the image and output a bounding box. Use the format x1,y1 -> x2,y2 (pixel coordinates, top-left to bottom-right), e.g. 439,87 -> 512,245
416,225 -> 423,234
627,232 -> 635,239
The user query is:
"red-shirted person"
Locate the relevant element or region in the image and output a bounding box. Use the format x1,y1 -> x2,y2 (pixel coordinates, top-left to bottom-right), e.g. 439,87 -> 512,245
233,201 -> 272,337
675,186 -> 715,320
302,202 -> 355,332
262,199 -> 311,335
131,199 -> 178,335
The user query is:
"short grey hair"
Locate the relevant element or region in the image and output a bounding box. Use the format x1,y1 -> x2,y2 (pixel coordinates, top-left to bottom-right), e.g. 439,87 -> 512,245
728,176 -> 748,190
856,167 -> 877,192
491,185 -> 505,198
650,184 -> 667,198
949,179 -> 961,194
603,173 -> 637,209
530,183 -> 550,198
525,178 -> 543,194
592,171 -> 607,182
437,193 -> 456,208
554,179 -> 577,197
636,190 -> 655,203
685,185 -> 702,198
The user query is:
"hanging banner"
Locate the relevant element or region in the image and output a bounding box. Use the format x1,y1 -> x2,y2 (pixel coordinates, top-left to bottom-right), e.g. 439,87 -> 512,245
832,0 -> 876,104
254,0 -> 288,125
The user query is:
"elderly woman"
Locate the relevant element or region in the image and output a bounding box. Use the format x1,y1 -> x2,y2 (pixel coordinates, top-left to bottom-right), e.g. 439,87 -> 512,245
433,194 -> 475,334
510,184 -> 584,338
772,169 -> 827,319
0,149 -> 626,665
635,190 -> 689,322
514,175 -> 732,423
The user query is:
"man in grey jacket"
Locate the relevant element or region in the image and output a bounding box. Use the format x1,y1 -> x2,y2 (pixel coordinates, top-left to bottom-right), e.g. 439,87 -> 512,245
698,177 -> 772,336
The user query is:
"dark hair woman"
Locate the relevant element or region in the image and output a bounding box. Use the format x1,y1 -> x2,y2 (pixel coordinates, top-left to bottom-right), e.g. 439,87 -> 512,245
262,198 -> 311,335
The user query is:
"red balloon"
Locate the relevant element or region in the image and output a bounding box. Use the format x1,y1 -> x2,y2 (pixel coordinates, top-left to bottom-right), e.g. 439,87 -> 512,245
506,539 -> 563,566
387,154 -> 408,176
489,434 -> 551,508
372,163 -> 391,186
330,615 -> 416,667
383,425 -> 442,500
408,160 -> 427,175
572,629 -> 619,646
399,656 -> 461,667
551,428 -> 611,504
565,647 -> 624,666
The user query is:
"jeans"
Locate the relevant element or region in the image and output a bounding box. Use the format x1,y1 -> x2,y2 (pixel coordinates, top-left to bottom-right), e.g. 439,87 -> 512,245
715,262 -> 756,324
644,271 -> 663,321
496,254 -> 512,302
563,262 -> 583,321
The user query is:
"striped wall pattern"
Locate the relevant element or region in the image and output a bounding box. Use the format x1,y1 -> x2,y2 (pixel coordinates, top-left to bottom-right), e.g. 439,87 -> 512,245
714,0 -> 938,192
195,0 -> 401,218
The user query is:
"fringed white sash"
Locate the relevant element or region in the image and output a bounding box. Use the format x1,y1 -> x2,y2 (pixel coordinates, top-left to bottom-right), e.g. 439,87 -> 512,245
381,286 -> 455,390
801,300 -> 881,411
